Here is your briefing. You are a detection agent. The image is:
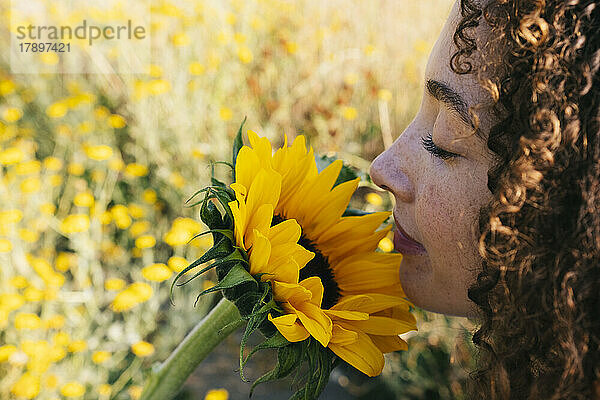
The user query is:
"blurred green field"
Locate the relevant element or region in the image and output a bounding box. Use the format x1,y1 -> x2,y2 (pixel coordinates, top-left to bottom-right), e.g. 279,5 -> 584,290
0,0 -> 476,399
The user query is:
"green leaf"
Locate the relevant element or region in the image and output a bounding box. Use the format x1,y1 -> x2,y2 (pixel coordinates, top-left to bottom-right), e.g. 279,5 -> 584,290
232,116 -> 247,175
342,208 -> 372,217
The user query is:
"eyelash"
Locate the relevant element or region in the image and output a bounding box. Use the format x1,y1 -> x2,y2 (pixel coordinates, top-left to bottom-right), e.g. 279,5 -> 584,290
421,133 -> 460,160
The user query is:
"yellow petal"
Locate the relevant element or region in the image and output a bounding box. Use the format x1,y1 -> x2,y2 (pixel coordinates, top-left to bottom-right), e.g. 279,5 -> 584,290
344,316 -> 416,335
324,309 -> 369,321
317,212 -> 390,244
299,276 -> 324,306
331,294 -> 410,314
369,334 -> 408,353
247,130 -> 273,167
294,303 -> 332,347
272,281 -> 312,304
234,146 -> 261,191
330,324 -> 358,346
328,331 -> 384,377
266,257 -> 299,284
268,313 -> 310,342
249,229 -> 271,275
268,218 -> 301,247
305,179 -> 360,239
245,203 -> 273,249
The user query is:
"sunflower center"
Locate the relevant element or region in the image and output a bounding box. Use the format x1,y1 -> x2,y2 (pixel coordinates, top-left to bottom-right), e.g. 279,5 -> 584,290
272,214 -> 341,309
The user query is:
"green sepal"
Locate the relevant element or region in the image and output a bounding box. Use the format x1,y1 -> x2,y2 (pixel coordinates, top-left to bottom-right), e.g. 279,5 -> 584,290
188,229 -> 234,245
289,343 -> 337,400
195,262 -> 257,299
238,283 -> 273,382
185,186 -> 233,208
250,340 -> 309,397
242,331 -> 289,369
169,235 -> 234,300
181,249 -> 248,288
232,116 -> 247,176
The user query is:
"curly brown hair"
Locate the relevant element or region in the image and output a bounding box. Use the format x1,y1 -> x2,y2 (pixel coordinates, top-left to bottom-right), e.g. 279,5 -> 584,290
450,1 -> 600,399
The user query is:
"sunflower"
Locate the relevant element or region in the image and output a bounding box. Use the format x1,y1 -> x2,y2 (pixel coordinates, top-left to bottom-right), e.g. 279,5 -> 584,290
227,131 -> 416,377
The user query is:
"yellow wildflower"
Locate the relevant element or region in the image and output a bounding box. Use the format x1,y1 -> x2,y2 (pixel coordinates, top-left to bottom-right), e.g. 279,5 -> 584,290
92,350 -> 111,364
9,275 -> 28,289
2,107 -> 23,123
0,238 -> 12,253
85,144 -> 113,161
67,162 -> 85,176
104,278 -> 126,291
0,293 -> 25,310
16,160 -> 41,175
141,263 -> 171,282
46,101 -> 68,118
52,331 -> 70,346
205,389 -> 229,400
60,214 -> 90,234
129,220 -> 150,237
128,385 -> 143,399
0,344 -> 17,362
128,203 -> 145,219
97,384 -> 111,396
40,203 -> 56,215
0,147 -> 24,164
111,205 -> 131,229
342,106 -> 358,121
142,189 -> 157,204
189,62 -> 205,75
20,177 -> 41,193
124,163 -> 148,177
219,107 -> 232,121
43,374 -> 59,389
43,156 -> 63,171
237,46 -> 253,64
24,287 -> 44,302
108,114 -> 127,129
15,312 -> 41,330
44,315 -> 65,330
74,191 -> 94,207
60,382 -> 86,397
131,341 -> 155,357
167,256 -> 188,273
378,237 -> 394,253
67,340 -> 87,353
55,252 -> 76,272
135,234 -> 156,249
10,372 -> 40,399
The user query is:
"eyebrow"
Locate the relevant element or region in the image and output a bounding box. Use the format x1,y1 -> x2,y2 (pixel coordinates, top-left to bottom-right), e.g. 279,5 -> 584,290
426,79 -> 474,129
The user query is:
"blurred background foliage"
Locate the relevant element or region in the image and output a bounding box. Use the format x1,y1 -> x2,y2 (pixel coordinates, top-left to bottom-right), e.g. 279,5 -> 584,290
0,0 -> 476,399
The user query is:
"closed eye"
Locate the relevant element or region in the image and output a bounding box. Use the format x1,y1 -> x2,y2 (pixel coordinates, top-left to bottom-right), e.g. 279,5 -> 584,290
421,133 -> 461,160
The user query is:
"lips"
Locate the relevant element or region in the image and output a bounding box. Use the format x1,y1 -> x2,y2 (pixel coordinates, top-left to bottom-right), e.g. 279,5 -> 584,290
393,216 -> 426,255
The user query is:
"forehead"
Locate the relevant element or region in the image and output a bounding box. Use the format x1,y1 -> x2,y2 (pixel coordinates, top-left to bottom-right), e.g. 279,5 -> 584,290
425,1 -> 492,109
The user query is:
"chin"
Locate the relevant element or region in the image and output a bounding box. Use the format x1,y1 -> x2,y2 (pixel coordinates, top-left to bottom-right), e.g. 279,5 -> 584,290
399,255 -> 472,317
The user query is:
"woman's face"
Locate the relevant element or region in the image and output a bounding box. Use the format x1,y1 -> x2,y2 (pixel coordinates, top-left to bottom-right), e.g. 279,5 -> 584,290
370,1 -> 496,317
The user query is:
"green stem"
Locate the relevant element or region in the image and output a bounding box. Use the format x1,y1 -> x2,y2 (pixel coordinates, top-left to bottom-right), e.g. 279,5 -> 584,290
140,298 -> 243,400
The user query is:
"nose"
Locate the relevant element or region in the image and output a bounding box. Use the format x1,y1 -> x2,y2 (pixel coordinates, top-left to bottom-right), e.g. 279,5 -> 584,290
369,141 -> 415,204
